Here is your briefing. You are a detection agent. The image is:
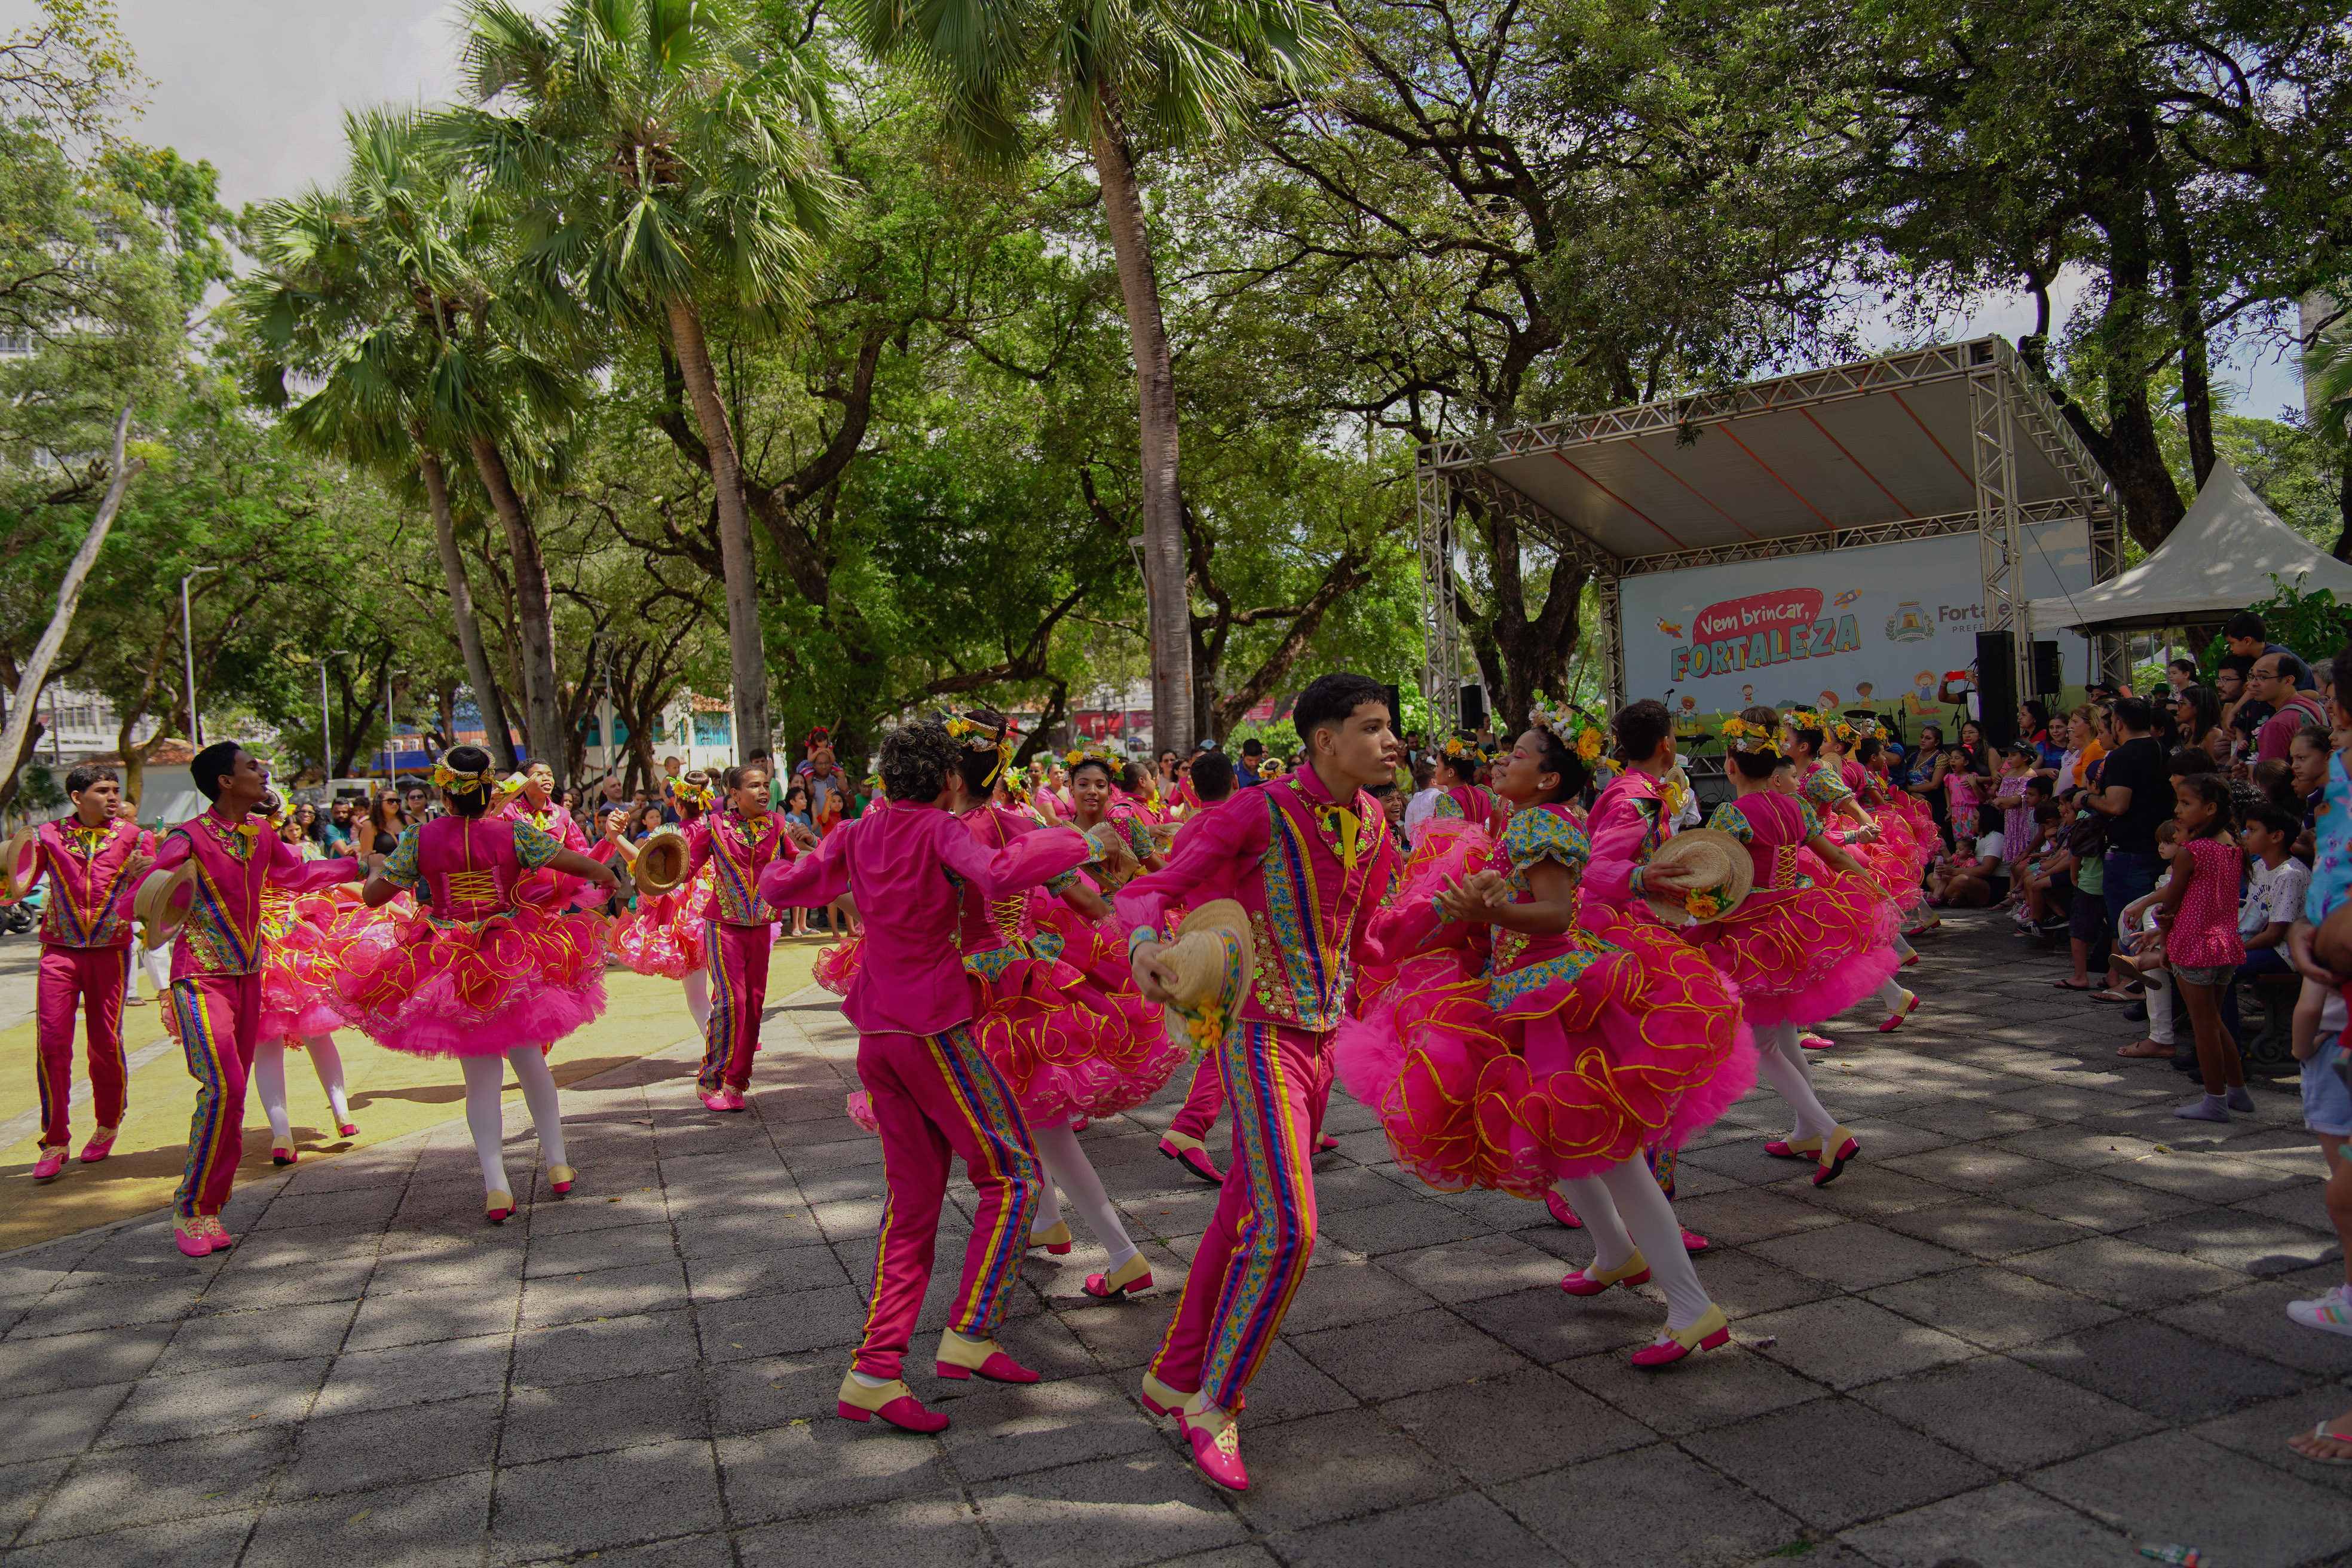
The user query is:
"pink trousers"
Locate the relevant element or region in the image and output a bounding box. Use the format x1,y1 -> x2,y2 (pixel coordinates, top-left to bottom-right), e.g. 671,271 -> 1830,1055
1152,1021 -> 1331,1407
169,973 -> 260,1218
852,1025 -> 1040,1380
699,921 -> 770,1093
1169,1052 -> 1225,1141
36,945 -> 128,1149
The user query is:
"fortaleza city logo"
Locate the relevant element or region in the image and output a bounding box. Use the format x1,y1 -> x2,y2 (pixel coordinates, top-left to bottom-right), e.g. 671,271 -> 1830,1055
1668,588 -> 1861,681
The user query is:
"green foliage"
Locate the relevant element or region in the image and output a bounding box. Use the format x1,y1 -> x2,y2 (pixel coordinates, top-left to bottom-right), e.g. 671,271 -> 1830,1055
14,763 -> 62,812
2195,576 -> 2352,678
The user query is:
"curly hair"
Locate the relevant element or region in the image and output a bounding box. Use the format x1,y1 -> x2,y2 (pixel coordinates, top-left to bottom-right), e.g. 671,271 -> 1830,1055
878,722 -> 960,803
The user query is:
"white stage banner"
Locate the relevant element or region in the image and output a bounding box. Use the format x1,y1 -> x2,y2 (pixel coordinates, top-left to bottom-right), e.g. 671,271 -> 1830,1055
1617,520 -> 2097,721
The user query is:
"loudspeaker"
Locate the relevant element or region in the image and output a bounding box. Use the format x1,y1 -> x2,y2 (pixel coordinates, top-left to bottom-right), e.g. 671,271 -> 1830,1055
1459,684 -> 1487,731
2031,640 -> 2062,696
1976,631 -> 2019,749
1379,684 -> 1402,728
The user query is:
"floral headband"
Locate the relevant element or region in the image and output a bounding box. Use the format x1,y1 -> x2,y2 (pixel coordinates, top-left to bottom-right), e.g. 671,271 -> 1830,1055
1441,734 -> 1489,762
1527,694 -> 1606,763
1062,742 -> 1119,773
667,776 -> 715,811
1719,717 -> 1782,756
945,715 -> 1016,789
1781,709 -> 1826,734
430,759 -> 501,791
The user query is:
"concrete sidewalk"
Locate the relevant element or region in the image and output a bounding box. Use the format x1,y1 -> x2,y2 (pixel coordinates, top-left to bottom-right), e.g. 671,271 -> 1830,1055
1,914 -> 2348,1567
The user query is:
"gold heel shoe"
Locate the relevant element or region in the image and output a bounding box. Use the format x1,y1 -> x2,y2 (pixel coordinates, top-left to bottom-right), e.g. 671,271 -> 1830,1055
1630,1304 -> 1731,1368
547,1165 -> 575,1195
1812,1125 -> 1860,1187
1083,1253 -> 1153,1299
1028,1220 -> 1072,1255
1560,1248 -> 1650,1297
485,1190 -> 514,1224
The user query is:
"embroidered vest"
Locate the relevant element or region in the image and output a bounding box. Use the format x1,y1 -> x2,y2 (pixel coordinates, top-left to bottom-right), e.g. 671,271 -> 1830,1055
1231,779 -> 1396,1030
705,810 -> 784,926
37,819 -> 143,949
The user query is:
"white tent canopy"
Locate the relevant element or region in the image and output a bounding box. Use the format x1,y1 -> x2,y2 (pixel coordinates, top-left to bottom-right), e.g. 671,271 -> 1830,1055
2025,458 -> 2352,634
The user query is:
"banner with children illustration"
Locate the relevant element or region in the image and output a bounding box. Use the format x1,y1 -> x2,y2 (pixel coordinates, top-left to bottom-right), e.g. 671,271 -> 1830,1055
1616,519 -> 2096,721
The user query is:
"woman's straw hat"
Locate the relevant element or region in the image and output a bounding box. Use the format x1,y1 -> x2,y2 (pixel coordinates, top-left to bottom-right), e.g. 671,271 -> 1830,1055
0,828 -> 34,900
1159,899 -> 1254,1018
1640,827 -> 1755,927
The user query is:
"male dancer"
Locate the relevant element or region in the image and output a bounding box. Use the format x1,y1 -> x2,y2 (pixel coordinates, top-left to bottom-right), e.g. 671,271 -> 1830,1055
1155,748 -> 1240,1182
687,761 -> 803,1111
757,721 -> 1126,1434
146,745 -> 359,1255
1123,673 -> 1402,1492
16,766 -> 154,1180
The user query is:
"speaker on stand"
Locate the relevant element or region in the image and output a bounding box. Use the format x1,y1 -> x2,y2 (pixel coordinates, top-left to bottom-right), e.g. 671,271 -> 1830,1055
1459,684 -> 1488,733
2031,640 -> 2063,698
1976,630 -> 2019,750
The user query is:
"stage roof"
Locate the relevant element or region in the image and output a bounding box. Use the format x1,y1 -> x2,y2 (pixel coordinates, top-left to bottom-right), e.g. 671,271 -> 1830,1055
1421,337 -> 2114,575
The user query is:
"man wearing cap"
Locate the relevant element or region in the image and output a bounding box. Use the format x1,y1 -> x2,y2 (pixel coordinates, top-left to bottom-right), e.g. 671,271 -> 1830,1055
143,743 -> 360,1255
9,765 -> 154,1182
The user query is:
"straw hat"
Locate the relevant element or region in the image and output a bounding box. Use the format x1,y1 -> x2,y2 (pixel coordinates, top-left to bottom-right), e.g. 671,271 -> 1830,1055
1640,828 -> 1755,928
133,861 -> 200,951
1157,899 -> 1254,1018
632,829 -> 690,896
0,828 -> 34,900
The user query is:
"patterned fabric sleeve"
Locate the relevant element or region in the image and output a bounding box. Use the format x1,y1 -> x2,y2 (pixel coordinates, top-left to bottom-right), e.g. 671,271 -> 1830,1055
381,826 -> 424,888
1797,800 -> 1824,839
1702,801 -> 1754,841
512,821 -> 565,870
1504,806 -> 1590,871
1429,792 -> 1465,822
1043,866 -> 1083,896
1799,765 -> 1854,808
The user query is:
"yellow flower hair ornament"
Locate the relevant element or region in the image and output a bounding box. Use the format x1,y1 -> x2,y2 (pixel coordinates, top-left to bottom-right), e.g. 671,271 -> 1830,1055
1782,709 -> 1825,733
1063,743 -> 1119,773
1718,717 -> 1781,757
1575,727 -> 1604,762
430,759 -> 503,791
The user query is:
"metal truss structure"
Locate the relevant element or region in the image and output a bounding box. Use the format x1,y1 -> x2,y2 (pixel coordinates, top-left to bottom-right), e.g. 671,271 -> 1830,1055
1413,337 -> 2120,713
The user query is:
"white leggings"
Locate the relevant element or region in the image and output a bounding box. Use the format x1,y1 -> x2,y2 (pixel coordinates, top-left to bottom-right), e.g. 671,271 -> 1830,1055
253,1035 -> 350,1141
460,1046 -> 566,1196
683,970 -> 712,1033
1028,1121 -> 1140,1270
1551,1157 -> 1713,1330
1873,976 -> 1909,1011
1759,1021 -> 1840,1141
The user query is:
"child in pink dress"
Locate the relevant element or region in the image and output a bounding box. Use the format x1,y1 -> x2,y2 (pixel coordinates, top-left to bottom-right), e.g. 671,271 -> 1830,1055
2146,773 -> 2252,1121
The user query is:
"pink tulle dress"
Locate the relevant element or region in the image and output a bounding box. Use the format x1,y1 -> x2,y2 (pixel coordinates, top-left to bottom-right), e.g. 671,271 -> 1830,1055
1337,804 -> 1756,1199
333,816 -> 607,1058
163,881 -> 391,1048
1818,761 -> 1927,914
1686,792 -> 1896,1029
610,856 -> 714,979
1028,807 -> 1161,994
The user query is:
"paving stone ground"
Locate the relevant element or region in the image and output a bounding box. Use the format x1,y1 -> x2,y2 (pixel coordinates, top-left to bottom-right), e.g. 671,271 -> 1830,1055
2,910 -> 2349,1568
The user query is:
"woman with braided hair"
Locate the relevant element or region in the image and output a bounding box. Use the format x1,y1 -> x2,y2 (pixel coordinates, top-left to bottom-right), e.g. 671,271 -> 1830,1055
1337,709 -> 1754,1368
337,747 -> 620,1223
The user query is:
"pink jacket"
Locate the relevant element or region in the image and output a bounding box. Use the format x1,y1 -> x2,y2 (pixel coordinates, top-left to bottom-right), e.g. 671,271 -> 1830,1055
758,798 -> 1095,1035
151,808 -> 357,979
26,817 -> 154,949
1582,769 -> 1671,910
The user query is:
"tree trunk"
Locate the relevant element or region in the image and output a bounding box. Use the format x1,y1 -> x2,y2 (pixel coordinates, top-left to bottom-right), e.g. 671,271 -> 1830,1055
1090,95 -> 1194,758
0,408 -> 141,809
2334,442 -> 2352,564
666,299 -> 771,766
468,437 -> 566,787
419,449 -> 518,771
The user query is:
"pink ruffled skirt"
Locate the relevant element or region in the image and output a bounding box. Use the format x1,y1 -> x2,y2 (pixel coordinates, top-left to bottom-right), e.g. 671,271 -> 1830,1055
1689,869 -> 1897,1029
333,896 -> 608,1058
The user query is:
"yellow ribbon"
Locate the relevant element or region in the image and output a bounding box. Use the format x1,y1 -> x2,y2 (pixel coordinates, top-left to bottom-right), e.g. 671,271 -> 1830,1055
1316,802 -> 1364,869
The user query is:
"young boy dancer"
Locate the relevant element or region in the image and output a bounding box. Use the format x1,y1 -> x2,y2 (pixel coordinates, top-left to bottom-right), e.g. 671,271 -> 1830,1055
1122,673 -> 1403,1492
687,761 -> 801,1111
17,766 -> 154,1181
146,745 -> 360,1255
757,722 -> 1125,1434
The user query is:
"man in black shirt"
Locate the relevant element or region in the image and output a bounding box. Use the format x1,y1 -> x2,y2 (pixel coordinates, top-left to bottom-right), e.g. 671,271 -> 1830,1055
2089,697 -> 2172,998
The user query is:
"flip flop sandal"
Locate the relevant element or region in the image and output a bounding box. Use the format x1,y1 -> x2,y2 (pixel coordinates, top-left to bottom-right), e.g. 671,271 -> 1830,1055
2090,989 -> 2136,1003
2293,1423 -> 2352,1465
2053,978 -> 2091,990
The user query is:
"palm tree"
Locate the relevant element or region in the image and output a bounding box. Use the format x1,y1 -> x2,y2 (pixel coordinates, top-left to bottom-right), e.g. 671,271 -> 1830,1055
2307,304 -> 2352,561
239,108 -> 584,776
849,0 -> 1331,755
449,0 -> 841,765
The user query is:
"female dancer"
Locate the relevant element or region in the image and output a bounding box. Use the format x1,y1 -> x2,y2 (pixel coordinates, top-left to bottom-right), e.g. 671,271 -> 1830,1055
1342,716 -> 1753,1368
1036,746 -> 1165,980
1786,710 -> 1919,1031
944,719 -> 1176,1296
1424,739 -> 1505,837
1685,714 -> 1894,1186
339,748 -> 618,1221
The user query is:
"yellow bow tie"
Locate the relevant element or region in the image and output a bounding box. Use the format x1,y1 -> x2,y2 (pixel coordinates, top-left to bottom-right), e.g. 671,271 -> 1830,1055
1315,802 -> 1365,869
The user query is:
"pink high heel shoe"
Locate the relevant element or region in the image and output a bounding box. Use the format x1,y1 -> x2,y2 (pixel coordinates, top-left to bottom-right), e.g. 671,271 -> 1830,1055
1560,1250 -> 1651,1296
1083,1255 -> 1153,1299
337,1121 -> 359,1138
1544,1190 -> 1583,1227
700,1089 -> 746,1113
78,1129 -> 117,1163
31,1147 -> 67,1183
1630,1304 -> 1730,1368
1178,1406 -> 1250,1491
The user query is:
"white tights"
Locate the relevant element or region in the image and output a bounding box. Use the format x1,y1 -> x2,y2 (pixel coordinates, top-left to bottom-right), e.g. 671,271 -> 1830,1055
254,1035 -> 351,1141
460,1046 -> 566,1197
1759,1021 -> 1840,1141
1551,1157 -> 1713,1330
1027,1121 -> 1140,1270
1873,976 -> 1909,1011
683,970 -> 712,1033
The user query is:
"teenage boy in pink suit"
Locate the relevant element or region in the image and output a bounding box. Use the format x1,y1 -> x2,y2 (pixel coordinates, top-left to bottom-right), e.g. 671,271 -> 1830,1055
15,765 -> 155,1180
1120,674 -> 1402,1493
757,722 -> 1125,1434
147,745 -> 360,1256
685,761 -> 804,1111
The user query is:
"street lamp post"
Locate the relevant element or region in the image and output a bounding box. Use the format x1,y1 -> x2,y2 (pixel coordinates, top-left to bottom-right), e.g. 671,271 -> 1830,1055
180,566 -> 219,746
383,666 -> 405,784
318,650 -> 350,784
